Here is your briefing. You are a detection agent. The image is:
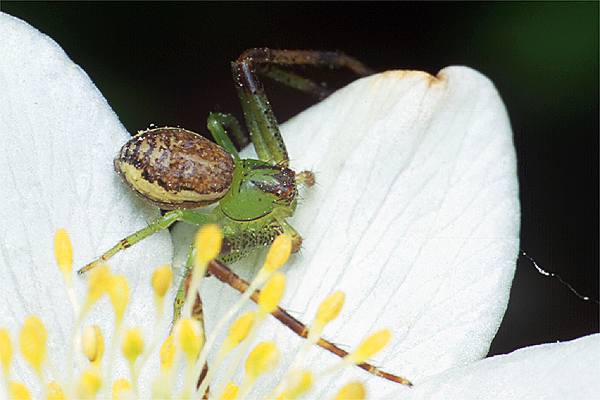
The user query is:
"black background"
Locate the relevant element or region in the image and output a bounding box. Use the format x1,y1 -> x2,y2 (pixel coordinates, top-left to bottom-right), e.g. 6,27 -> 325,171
3,2 -> 598,358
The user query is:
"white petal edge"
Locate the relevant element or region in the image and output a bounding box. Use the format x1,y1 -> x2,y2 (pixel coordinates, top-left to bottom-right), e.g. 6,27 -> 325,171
0,13 -> 173,396
400,334 -> 600,399
173,66 -> 521,397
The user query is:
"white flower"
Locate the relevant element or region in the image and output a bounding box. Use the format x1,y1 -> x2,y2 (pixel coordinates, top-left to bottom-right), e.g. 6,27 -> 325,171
0,12 -> 598,400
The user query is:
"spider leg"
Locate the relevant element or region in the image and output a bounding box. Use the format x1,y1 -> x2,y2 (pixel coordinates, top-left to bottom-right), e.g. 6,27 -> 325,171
242,48 -> 375,76
207,259 -> 412,386
232,61 -> 285,165
232,48 -> 374,166
256,65 -> 333,100
207,112 -> 248,154
254,47 -> 375,100
77,209 -> 217,274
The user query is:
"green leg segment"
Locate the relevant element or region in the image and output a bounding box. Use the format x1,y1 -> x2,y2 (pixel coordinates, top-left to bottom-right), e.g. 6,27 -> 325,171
233,65 -> 288,165
232,48 -> 374,166
207,112 -> 246,156
256,65 -> 332,100
77,209 -> 216,274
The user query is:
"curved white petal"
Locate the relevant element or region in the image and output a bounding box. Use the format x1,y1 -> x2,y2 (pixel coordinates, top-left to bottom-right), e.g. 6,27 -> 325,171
401,334 -> 600,399
187,67 -> 519,397
0,14 -> 173,395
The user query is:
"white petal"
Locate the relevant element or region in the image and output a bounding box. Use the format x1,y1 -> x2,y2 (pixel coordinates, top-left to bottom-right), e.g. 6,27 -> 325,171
187,67 -> 519,397
0,13 -> 173,394
401,334 -> 600,399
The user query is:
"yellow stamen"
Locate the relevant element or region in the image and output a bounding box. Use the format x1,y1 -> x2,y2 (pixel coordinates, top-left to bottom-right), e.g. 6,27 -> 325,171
282,369 -> 313,399
54,228 -> 73,279
315,291 -> 345,327
219,382 -> 239,400
121,328 -> 144,364
82,325 -> 104,365
46,381 -> 66,400
190,232 -> 293,387
19,316 -> 47,375
151,264 -> 173,299
85,265 -> 112,309
245,341 -> 279,381
195,224 -> 223,266
222,312 -> 255,354
258,272 -> 286,315
108,275 -> 130,324
0,328 -> 12,375
9,381 -> 31,400
182,225 -> 222,320
347,329 -> 391,364
262,234 -> 292,273
238,341 -> 279,398
76,368 -> 102,398
159,334 -> 175,371
334,381 -> 366,400
112,378 -> 132,400
196,312 -> 256,398
176,318 -> 203,362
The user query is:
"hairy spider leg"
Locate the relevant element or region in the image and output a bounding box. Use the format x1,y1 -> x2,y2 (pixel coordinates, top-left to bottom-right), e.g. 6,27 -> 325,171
242,48 -> 375,75
254,48 -> 375,101
232,48 -> 374,166
256,65 -> 333,100
207,258 -> 412,386
78,209 -> 217,274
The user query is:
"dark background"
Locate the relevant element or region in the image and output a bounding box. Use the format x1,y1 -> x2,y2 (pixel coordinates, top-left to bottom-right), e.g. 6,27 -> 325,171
3,2 -> 598,357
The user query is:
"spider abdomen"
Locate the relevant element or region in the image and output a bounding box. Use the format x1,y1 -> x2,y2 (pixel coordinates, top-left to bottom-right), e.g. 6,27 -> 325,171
115,127 -> 234,209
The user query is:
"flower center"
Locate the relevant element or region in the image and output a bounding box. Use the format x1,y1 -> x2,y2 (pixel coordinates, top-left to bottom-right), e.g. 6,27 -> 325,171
0,227 -> 393,399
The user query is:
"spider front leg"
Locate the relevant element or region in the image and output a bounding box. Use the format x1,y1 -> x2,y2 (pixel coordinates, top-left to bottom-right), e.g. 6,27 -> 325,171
232,48 -> 373,166
256,65 -> 333,100
77,210 -> 216,274
254,49 -> 375,100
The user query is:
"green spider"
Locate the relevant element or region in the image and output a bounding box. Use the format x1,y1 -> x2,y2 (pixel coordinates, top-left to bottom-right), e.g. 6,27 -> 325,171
78,48 -> 410,385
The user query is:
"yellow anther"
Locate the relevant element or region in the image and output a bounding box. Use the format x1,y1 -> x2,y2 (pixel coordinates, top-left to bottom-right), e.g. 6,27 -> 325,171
19,316 -> 47,375
112,378 -> 132,400
284,370 -> 313,398
347,329 -> 391,364
0,328 -> 12,375
258,272 -> 286,314
77,368 -> 102,398
159,334 -> 175,371
54,229 -> 73,278
334,381 -> 366,400
176,318 -> 203,361
245,341 -> 279,381
151,264 -> 173,298
262,234 -> 292,273
46,381 -> 66,400
315,291 -> 345,327
85,265 -> 112,308
223,312 -> 255,353
9,381 -> 31,400
195,224 -> 223,265
219,382 -> 239,400
108,275 -> 130,324
121,328 -> 144,364
82,325 -> 104,365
